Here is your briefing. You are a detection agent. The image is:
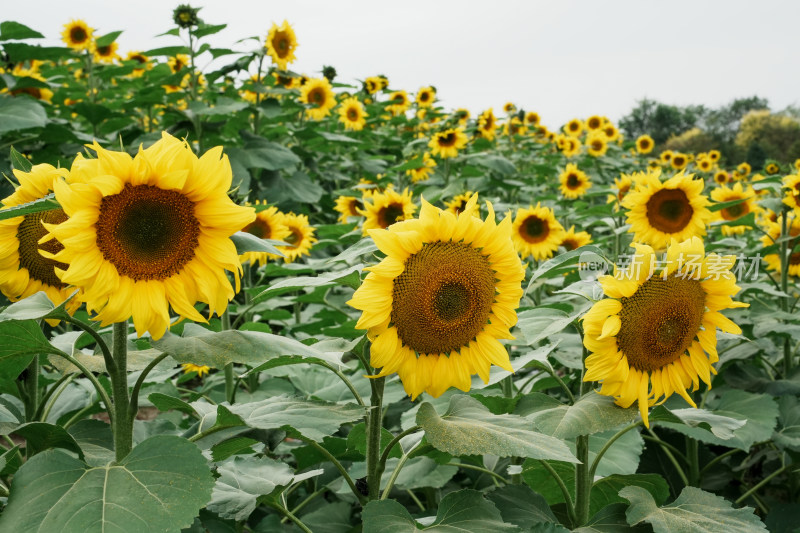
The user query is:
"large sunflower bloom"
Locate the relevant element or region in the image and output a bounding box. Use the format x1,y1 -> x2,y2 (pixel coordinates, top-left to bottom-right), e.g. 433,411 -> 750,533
564,118 -> 583,137
277,213 -> 317,263
338,97 -> 368,131
428,128 -> 468,159
559,163 -> 591,199
347,195 -> 525,398
512,204 -> 565,261
62,19 -> 93,51
360,188 -> 417,235
300,78 -> 336,120
583,237 -> 748,427
43,132 -> 255,339
0,164 -> 80,317
622,169 -> 711,249
240,202 -> 291,266
710,182 -> 759,236
265,20 -> 298,71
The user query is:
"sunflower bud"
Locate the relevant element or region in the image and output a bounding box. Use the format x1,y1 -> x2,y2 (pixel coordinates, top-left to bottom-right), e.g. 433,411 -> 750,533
322,65 -> 337,82
173,4 -> 201,29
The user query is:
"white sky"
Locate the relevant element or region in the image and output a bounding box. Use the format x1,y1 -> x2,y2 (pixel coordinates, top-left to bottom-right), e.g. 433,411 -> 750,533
5,0 -> 800,128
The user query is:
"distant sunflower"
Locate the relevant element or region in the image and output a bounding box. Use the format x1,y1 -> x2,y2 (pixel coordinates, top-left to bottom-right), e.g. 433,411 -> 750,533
708,150 -> 721,162
659,150 -> 674,165
406,152 -> 437,183
607,173 -> 635,207
503,117 -> 527,137
364,76 -> 382,94
347,194 -> 524,398
585,115 -> 604,131
5,68 -> 53,103
783,174 -> 800,211
670,152 -> 688,170
765,162 -> 780,175
503,102 -> 516,114
696,157 -> 713,173
525,111 -> 540,126
0,164 -> 80,317
560,226 -> 592,251
476,109 -> 498,140
277,213 -> 317,263
586,134 -> 608,157
338,97 -> 368,131
710,183 -> 758,236
713,170 -> 729,185
428,128 -> 468,159
182,363 -> 210,377
512,204 -> 565,261
239,202 -> 291,266
602,123 -> 620,141
92,40 -> 119,63
300,78 -> 336,120
126,51 -> 150,77
168,54 -> 189,74
761,219 -> 800,276
622,169 -> 711,249
635,135 -> 654,154
445,192 -> 480,217
564,118 -> 583,137
266,20 -> 298,71
334,195 -> 364,224
44,132 -> 255,340
737,162 -> 751,177
61,19 -> 93,51
562,136 -> 581,158
559,163 -> 591,199
454,108 -> 470,125
360,188 -> 417,234
386,90 -> 410,116
583,237 -> 748,427
416,86 -> 436,108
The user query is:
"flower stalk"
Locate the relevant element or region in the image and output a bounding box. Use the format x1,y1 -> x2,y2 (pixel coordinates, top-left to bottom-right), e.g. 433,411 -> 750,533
110,320 -> 133,461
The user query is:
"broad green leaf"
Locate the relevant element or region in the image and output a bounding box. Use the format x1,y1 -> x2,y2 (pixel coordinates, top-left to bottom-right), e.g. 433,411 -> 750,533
254,265 -> 362,302
471,154 -> 516,175
193,23 -> 227,39
573,503 -> 649,533
526,245 -> 611,289
486,484 -> 559,529
227,395 -> 365,441
0,320 -> 57,381
239,141 -> 300,170
621,486 -> 767,532
0,21 -> 44,40
650,405 -> 745,441
0,291 -> 73,322
317,131 -> 361,143
148,392 -> 197,416
773,396 -> 800,452
2,43 -> 70,62
50,348 -> 164,374
207,456 -> 322,520
0,193 -> 61,222
154,323 -> 344,369
361,499 -> 418,532
347,422 -> 403,460
269,171 -> 325,204
590,474 -> 669,518
416,395 -> 578,462
515,307 -> 583,346
328,237 -> 377,264
210,437 -> 260,462
0,397 -> 23,434
12,422 -> 83,459
10,146 -> 32,171
521,459 -> 575,506
528,391 -> 638,439
393,456 -> 458,490
67,419 -> 114,467
0,435 -> 214,533
94,30 -> 122,48
589,429 -> 644,477
300,502 -> 354,533
192,97 -> 248,116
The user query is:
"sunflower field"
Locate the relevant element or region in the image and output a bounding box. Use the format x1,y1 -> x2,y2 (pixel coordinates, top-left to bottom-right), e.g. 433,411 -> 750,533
0,7 -> 799,533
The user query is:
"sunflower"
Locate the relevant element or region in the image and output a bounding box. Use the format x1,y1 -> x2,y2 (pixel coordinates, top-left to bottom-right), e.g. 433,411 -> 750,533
182,363 -> 210,377
126,51 -> 150,77
765,162 -> 780,175
583,237 -> 747,427
406,152 -> 437,183
62,19 -> 93,51
476,109 -> 498,140
659,150 -> 674,165
636,135 -> 654,154
43,132 -> 255,340
364,76 -> 383,94
559,163 -> 592,199
696,157 -> 713,173
334,195 -> 364,224
525,111 -> 540,126
761,218 -> 800,277
503,102 -> 516,114
454,108 -> 470,125
300,78 -> 336,120
585,115 -> 605,131
265,20 -> 298,71
428,128 -> 468,159
602,123 -> 620,141
0,164 -> 80,318
347,195 -> 524,398
560,226 -> 592,251
503,117 -> 527,137
708,150 -> 721,162
512,204 -> 565,261
586,133 -> 608,157
561,137 -> 581,158
564,118 -> 583,137
239,202 -> 291,266
713,170 -> 729,185
91,40 -> 119,63
386,90 -> 410,116
622,169 -> 711,249
670,152 -> 689,170
338,97 -> 368,131
782,174 -> 800,211
360,188 -> 417,235
445,192 -> 480,217
416,86 -> 436,108
709,182 -> 758,236
168,54 -> 189,74
737,162 -> 751,177
277,213 -> 317,263
607,172 -> 635,207
4,68 -> 53,103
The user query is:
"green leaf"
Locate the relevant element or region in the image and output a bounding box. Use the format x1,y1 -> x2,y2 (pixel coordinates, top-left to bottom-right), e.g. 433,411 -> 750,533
94,30 -> 122,48
526,245 -> 611,289
0,396 -> 23,434
347,422 -> 402,460
486,484 -> 559,529
589,429 -> 643,477
591,474 -> 669,518
361,499 -> 418,532
649,405 -> 745,440
2,43 -> 69,62
148,392 -> 197,416
317,131 -> 361,143
520,459 -> 574,506
269,171 -> 325,204
10,146 -> 32,171
192,97 -> 248,116
67,419 -> 114,467
393,456 -> 458,490
193,23 -> 227,39
253,265 -> 362,301
154,323 -> 344,369
0,320 -> 57,382
0,435 -> 215,533
227,395 -> 365,441
11,422 -> 83,459
210,437 -> 259,462
0,193 -> 61,222
50,347 -> 163,374
416,395 -> 578,462
528,391 -> 638,439
0,21 -> 44,40
207,456 -> 322,520
573,504 -> 649,533
0,291 -> 73,322
621,485 -> 767,532
328,237 -> 377,264
773,396 -> 800,452
0,95 -> 47,134
471,154 -> 516,176
240,141 -> 301,170
230,231 -> 285,256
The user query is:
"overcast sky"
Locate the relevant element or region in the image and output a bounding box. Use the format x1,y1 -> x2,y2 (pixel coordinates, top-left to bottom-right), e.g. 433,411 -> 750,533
5,1 -> 799,128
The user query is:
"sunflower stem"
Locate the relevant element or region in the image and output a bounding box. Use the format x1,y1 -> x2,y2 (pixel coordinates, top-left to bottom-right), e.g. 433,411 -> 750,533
128,351 -> 173,420
780,208 -> 792,376
221,309 -> 237,404
646,428 -> 689,486
111,321 -> 133,461
574,434 -> 591,527
735,464 -> 789,506
22,354 -> 39,422
266,501 -> 313,533
538,459 -> 576,525
686,436 -> 700,486
366,374 -> 386,501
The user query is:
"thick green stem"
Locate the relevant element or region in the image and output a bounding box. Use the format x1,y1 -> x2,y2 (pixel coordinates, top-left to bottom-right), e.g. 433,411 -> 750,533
379,425 -> 421,473
111,321 -> 132,461
23,355 -> 39,422
366,374 -> 386,501
574,435 -> 591,527
539,460 -> 576,525
686,437 -> 700,486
